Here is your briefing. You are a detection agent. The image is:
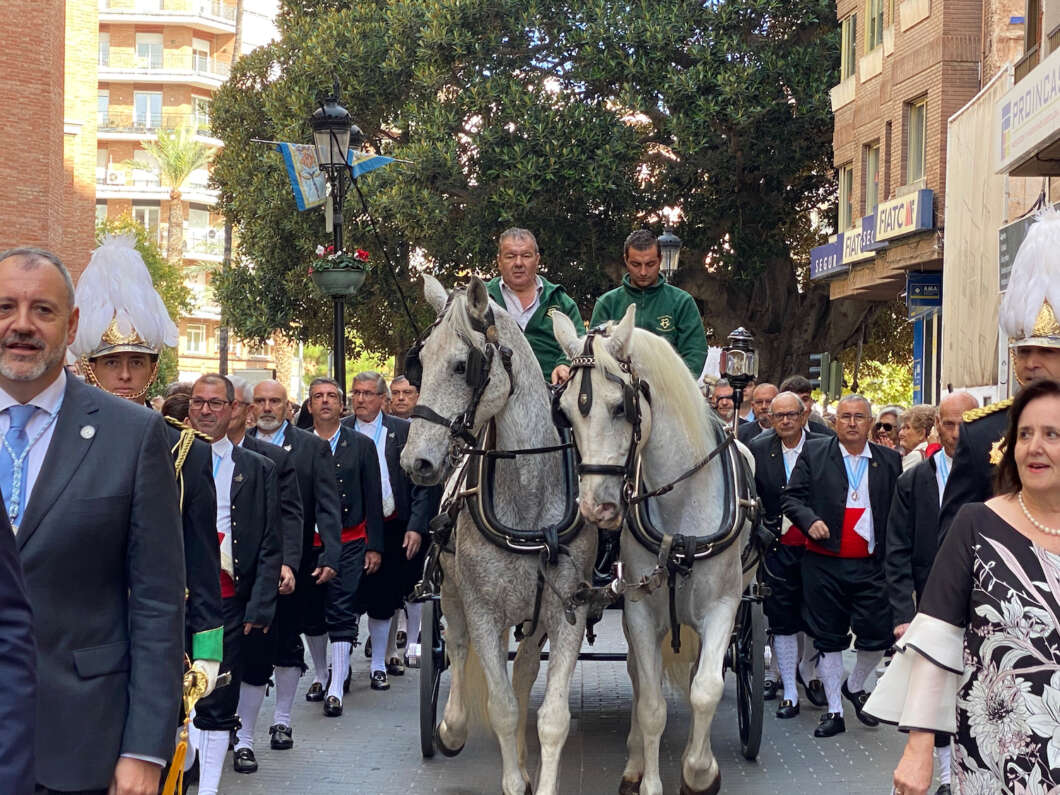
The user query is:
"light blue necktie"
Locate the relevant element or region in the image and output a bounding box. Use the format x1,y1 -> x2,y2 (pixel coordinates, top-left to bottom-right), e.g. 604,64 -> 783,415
0,404 -> 38,529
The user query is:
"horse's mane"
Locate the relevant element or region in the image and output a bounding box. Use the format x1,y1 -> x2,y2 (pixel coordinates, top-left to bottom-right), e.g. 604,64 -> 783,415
592,326 -> 716,459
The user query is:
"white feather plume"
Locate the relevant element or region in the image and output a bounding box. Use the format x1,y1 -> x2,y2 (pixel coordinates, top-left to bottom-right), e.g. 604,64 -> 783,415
70,234 -> 179,357
999,207 -> 1060,339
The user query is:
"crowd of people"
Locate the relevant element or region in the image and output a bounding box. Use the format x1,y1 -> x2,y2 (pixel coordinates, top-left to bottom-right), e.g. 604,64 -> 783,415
0,212 -> 1058,795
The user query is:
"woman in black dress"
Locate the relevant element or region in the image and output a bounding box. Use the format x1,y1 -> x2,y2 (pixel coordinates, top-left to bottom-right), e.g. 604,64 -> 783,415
866,379 -> 1060,795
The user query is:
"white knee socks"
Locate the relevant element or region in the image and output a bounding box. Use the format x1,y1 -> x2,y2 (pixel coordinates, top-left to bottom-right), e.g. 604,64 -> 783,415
234,682 -> 266,751
273,665 -> 301,726
817,651 -> 845,715
935,744 -> 952,784
327,641 -> 352,702
798,633 -> 818,679
406,601 -> 422,647
847,649 -> 884,692
368,617 -> 390,672
305,633 -> 328,685
773,634 -> 799,705
386,614 -> 399,660
196,729 -> 230,795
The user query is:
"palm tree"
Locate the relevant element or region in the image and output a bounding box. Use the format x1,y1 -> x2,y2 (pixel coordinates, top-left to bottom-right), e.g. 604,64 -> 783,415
138,127 -> 214,263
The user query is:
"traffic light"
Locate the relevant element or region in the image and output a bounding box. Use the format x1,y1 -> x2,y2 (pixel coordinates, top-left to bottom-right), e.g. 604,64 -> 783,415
828,359 -> 843,401
809,352 -> 830,393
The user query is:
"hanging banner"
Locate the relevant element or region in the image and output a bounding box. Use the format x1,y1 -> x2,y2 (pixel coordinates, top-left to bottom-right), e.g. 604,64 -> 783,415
276,143 -> 328,211
347,150 -> 396,178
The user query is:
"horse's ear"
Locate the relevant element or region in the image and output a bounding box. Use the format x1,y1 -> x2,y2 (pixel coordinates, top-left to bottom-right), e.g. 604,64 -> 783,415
552,311 -> 582,358
606,304 -> 636,359
423,273 -> 448,314
466,276 -> 490,324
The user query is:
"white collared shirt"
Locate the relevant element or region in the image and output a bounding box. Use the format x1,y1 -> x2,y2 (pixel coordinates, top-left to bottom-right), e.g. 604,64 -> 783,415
0,369 -> 67,523
354,412 -> 395,517
259,420 -> 288,447
780,429 -> 807,484
842,443 -> 875,551
934,449 -> 952,507
498,276 -> 543,330
211,436 -> 235,576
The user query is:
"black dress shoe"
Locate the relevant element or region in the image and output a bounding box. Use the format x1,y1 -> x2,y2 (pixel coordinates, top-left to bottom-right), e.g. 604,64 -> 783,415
364,637 -> 372,657
814,712 -> 846,737
386,656 -> 405,676
763,678 -> 779,701
370,669 -> 390,691
798,668 -> 828,708
305,682 -> 324,702
776,699 -> 800,719
397,630 -> 407,648
269,723 -> 293,750
842,681 -> 879,726
233,747 -> 258,774
323,695 -> 343,717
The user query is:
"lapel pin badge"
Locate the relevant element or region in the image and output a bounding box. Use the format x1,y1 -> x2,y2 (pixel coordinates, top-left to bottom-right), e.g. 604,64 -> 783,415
234,473 -> 244,482
80,425 -> 96,440
284,444 -> 293,451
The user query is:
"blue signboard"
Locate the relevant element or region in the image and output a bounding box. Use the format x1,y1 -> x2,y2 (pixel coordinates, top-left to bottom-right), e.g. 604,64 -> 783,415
912,315 -> 925,404
875,189 -> 935,242
810,235 -> 844,280
906,271 -> 942,318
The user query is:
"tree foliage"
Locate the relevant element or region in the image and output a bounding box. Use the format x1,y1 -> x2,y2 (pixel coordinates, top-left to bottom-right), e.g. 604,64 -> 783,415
211,0 -> 883,378
138,127 -> 214,262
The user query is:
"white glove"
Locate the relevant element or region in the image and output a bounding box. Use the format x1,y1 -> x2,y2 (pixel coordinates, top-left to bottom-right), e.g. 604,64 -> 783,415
191,659 -> 221,698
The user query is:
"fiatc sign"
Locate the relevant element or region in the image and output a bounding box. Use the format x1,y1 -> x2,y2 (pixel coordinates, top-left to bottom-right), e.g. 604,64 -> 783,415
874,189 -> 934,242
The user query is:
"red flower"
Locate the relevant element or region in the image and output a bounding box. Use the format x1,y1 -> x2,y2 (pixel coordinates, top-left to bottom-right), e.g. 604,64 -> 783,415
325,244 -> 335,254
354,248 -> 370,261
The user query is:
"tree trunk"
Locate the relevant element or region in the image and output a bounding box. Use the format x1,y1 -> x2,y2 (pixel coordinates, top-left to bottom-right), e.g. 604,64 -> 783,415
166,190 -> 183,264
218,0 -> 244,375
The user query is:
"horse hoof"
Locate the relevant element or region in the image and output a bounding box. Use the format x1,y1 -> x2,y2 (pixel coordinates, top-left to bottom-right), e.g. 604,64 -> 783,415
434,724 -> 464,757
680,771 -> 720,795
618,778 -> 641,794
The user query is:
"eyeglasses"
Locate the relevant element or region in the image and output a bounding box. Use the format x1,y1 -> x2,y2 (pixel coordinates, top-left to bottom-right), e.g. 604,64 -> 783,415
351,390 -> 383,399
189,397 -> 229,411
837,413 -> 870,423
874,422 -> 894,431
769,411 -> 802,421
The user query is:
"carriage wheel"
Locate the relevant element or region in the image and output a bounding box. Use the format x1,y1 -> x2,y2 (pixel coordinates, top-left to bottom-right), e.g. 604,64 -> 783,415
734,597 -> 765,761
419,598 -> 444,758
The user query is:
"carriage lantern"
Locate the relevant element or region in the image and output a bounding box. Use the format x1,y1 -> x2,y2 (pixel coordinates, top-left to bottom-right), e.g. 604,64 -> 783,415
658,227 -> 682,282
720,327 -> 758,433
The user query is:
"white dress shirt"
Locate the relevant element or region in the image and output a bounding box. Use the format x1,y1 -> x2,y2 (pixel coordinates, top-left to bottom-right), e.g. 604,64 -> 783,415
780,429 -> 807,484
211,437 -> 235,576
259,420 -> 288,446
0,369 -> 67,530
934,449 -> 952,508
498,276 -> 543,330
354,413 -> 395,517
842,444 -> 875,552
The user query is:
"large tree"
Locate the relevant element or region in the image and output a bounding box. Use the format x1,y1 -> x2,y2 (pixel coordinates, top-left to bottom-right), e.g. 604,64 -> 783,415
211,0 -> 878,379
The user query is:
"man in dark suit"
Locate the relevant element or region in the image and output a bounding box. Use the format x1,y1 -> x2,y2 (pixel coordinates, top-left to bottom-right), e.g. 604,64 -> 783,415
782,394 -> 901,738
737,382 -> 778,444
0,507 -> 34,795
187,374 -> 281,795
344,371 -> 436,690
0,246 -> 185,795
779,375 -> 837,437
748,391 -> 825,719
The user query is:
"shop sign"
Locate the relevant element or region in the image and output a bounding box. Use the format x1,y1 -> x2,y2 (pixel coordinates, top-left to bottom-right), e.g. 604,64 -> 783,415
906,271 -> 942,318
996,45 -> 1060,173
810,235 -> 844,280
874,189 -> 934,241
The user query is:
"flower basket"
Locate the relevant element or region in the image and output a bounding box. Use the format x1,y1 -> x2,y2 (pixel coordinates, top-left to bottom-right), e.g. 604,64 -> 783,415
309,245 -> 369,298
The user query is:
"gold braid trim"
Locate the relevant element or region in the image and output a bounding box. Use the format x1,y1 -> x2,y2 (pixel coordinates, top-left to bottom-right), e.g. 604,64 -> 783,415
962,397 -> 1013,424
164,417 -> 210,512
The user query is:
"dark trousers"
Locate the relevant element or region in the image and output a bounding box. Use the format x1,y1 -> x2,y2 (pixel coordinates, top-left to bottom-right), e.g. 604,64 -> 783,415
242,592 -> 305,686
193,597 -> 245,731
762,543 -> 805,636
801,552 -> 892,653
327,539 -> 365,642
35,788 -> 106,794
299,548 -> 328,638
355,519 -> 404,620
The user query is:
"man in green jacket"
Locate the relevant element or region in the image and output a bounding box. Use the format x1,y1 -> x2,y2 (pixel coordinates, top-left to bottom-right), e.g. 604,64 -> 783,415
486,227 -> 584,383
589,229 -> 708,377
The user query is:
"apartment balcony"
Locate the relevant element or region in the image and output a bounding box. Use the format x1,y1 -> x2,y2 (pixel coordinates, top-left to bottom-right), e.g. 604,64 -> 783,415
98,54 -> 232,90
178,225 -> 225,262
98,0 -> 236,35
96,112 -> 222,146
95,167 -> 219,205
1015,45 -> 1040,85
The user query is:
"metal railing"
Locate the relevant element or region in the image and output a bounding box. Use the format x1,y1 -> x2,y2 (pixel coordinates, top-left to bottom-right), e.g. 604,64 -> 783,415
97,111 -> 212,137
98,0 -> 236,23
1015,45 -> 1040,85
1049,25 -> 1060,57
98,54 -> 232,80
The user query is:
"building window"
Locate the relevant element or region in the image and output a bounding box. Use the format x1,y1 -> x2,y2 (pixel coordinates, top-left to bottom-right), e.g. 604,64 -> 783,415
95,203 -> 108,225
864,143 -> 880,215
840,14 -> 858,79
1027,0 -> 1042,52
838,164 -> 855,230
193,96 -> 211,135
98,32 -> 110,67
867,0 -> 884,51
132,205 -> 160,240
906,98 -> 927,184
192,37 -> 211,72
186,324 -> 206,354
135,33 -> 163,69
133,91 -> 162,129
97,90 -> 109,127
248,342 -> 267,357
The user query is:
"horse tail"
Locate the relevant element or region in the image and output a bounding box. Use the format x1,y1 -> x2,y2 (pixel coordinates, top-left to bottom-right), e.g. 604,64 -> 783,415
661,627 -> 701,698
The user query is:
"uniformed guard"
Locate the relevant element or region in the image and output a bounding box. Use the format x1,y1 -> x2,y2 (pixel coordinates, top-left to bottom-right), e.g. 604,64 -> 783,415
939,209 -> 1060,539
590,228 -> 708,377
69,235 -> 224,693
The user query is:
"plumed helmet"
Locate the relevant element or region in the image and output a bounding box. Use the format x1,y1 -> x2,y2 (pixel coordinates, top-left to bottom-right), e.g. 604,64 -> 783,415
999,207 -> 1060,351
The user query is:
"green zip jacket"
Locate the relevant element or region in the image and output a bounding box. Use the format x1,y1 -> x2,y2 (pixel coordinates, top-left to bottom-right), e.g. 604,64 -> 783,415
486,275 -> 584,380
590,274 -> 708,377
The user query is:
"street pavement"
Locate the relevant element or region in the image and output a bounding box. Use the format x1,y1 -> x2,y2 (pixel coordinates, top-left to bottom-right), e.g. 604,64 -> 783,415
198,612 -> 909,794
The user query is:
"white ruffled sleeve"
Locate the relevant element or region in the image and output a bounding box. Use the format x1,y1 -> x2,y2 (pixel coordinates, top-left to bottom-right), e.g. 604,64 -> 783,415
863,612 -> 964,734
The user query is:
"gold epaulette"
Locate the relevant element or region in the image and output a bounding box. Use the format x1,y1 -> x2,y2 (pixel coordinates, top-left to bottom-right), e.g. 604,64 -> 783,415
164,414 -> 212,442
963,397 -> 1013,423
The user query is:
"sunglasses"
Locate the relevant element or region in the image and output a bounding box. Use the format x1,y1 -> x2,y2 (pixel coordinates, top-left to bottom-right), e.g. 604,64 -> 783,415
874,422 -> 894,432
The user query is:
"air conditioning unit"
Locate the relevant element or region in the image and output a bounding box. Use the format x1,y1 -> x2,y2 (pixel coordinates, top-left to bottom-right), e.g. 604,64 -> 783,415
107,171 -> 122,184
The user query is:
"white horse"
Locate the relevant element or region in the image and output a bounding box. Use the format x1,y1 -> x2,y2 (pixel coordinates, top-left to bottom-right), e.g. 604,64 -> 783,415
553,306 -> 755,795
400,274 -> 597,795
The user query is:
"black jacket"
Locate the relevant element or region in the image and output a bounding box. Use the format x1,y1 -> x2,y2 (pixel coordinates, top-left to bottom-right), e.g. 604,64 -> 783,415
241,433 -> 304,571
885,455 -> 943,625
331,425 -> 386,552
938,406 -> 1008,543
229,444 -> 282,627
781,436 -> 902,559
249,423 -> 342,573
0,508 -> 34,795
747,429 -> 824,526
737,420 -> 769,445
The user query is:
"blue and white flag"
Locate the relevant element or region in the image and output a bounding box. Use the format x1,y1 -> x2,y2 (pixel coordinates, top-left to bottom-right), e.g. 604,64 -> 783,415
347,150 -> 395,178
276,143 -> 328,211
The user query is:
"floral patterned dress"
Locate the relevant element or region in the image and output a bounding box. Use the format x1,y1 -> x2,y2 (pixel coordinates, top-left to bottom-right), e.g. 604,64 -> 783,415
921,503 -> 1060,794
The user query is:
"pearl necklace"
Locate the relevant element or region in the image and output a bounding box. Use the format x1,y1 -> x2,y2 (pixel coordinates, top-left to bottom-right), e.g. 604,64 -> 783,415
1018,492 -> 1060,536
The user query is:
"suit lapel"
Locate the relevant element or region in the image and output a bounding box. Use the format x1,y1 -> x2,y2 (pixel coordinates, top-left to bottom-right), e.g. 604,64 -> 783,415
830,438 -> 848,492
16,379 -> 99,550
867,443 -> 888,524
230,446 -> 247,502
767,435 -> 786,486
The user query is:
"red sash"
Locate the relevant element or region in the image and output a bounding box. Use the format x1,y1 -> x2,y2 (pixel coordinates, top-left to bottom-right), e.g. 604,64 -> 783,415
805,507 -> 871,558
314,519 -> 367,548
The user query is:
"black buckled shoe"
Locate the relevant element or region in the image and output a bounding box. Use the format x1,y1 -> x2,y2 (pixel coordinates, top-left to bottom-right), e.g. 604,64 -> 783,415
813,712 -> 846,737
269,723 -> 293,750
232,747 -> 258,774
797,668 -> 828,708
842,681 -> 879,727
370,669 -> 390,691
397,630 -> 407,649
386,656 -> 405,676
776,699 -> 800,719
323,695 -> 343,717
763,678 -> 779,701
305,682 -> 324,702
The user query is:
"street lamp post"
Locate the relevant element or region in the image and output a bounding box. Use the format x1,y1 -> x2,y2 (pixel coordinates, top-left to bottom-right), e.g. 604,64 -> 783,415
309,83 -> 364,399
658,227 -> 682,282
720,327 -> 758,435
